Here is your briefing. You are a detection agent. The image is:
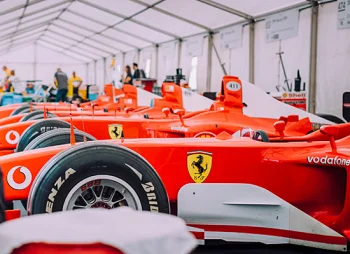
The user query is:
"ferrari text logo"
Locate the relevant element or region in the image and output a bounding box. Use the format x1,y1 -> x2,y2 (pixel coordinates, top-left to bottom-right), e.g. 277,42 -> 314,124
187,151 -> 212,183
108,124 -> 123,139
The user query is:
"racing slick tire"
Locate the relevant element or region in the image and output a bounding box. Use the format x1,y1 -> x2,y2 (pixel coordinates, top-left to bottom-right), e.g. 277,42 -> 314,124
0,169 -> 5,223
252,130 -> 270,142
24,129 -> 96,151
20,129 -> 97,210
27,142 -> 170,215
316,113 -> 346,124
16,119 -> 72,153
10,105 -> 33,116
19,110 -> 57,122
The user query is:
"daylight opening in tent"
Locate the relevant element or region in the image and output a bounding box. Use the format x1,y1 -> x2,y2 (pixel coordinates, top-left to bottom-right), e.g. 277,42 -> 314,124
189,56 -> 198,90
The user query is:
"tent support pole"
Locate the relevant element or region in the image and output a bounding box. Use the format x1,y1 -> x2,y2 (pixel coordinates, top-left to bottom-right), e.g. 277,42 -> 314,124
206,33 -> 213,92
94,60 -> 97,86
137,49 -> 140,64
85,63 -> 88,84
33,42 -> 37,80
155,44 -> 159,81
177,39 -> 182,68
249,21 -> 255,84
308,0 -> 318,114
103,57 -> 107,84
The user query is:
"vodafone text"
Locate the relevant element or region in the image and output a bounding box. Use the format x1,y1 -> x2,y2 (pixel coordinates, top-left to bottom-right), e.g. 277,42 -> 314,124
307,156 -> 350,166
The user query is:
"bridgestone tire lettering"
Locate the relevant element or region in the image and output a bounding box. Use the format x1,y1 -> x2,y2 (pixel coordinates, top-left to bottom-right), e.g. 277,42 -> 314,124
28,142 -> 169,215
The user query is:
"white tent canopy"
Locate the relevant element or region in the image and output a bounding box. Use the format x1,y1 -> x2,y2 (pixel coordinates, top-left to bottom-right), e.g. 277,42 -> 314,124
0,0 -> 310,60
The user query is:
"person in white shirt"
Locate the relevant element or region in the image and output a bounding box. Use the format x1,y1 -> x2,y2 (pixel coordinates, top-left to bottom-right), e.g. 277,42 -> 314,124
7,70 -> 26,95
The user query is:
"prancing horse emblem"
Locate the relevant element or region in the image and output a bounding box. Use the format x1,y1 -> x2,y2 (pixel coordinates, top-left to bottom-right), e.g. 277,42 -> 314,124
187,151 -> 212,183
108,124 -> 123,139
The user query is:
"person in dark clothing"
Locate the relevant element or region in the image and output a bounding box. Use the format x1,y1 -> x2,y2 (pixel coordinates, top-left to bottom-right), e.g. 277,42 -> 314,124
132,63 -> 146,79
54,68 -> 68,102
123,65 -> 133,85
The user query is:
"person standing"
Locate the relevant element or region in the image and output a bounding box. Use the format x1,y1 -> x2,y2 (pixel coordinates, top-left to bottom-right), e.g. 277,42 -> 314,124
54,68 -> 68,102
132,63 -> 146,79
122,65 -> 133,85
1,66 -> 12,92
68,71 -> 82,99
7,70 -> 25,95
2,66 -> 11,80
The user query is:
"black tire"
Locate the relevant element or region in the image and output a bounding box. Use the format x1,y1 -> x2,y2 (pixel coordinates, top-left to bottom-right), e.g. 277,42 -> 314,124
28,142 -> 169,215
20,110 -> 57,122
20,129 -> 97,210
10,105 -> 32,116
316,114 -> 346,124
24,129 -> 96,151
0,169 -> 5,223
16,119 -> 71,153
252,130 -> 270,142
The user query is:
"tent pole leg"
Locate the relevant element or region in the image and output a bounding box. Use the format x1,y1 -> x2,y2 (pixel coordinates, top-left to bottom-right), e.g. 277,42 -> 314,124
308,0 -> 318,114
206,33 -> 213,92
249,21 -> 255,84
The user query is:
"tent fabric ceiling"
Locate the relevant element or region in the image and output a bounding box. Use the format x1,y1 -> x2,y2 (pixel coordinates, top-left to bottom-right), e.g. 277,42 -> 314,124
0,0 -> 311,63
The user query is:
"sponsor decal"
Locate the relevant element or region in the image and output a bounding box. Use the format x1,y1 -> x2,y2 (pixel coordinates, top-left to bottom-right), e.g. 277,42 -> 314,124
142,182 -> 159,212
46,168 -> 76,213
194,132 -> 216,138
183,90 -> 192,97
282,93 -> 287,98
40,126 -> 58,133
285,92 -> 306,98
108,124 -> 123,139
171,126 -> 188,132
5,130 -> 20,145
307,156 -> 350,166
164,85 -> 175,93
226,81 -> 241,92
187,151 -> 212,183
7,166 -> 32,190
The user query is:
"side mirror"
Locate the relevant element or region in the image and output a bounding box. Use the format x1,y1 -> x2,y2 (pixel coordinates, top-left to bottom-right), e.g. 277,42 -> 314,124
288,115 -> 299,122
279,115 -> 299,123
320,125 -> 338,152
124,107 -> 134,113
173,108 -> 185,116
162,107 -> 170,118
279,116 -> 288,123
320,125 -> 339,136
273,120 -> 286,138
173,108 -> 185,126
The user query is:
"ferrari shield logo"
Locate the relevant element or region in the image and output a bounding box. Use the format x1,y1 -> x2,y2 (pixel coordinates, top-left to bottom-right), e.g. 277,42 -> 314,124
108,124 -> 123,139
187,151 -> 212,183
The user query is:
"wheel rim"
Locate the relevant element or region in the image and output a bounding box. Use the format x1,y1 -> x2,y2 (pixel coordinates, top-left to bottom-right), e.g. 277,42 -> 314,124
63,175 -> 142,211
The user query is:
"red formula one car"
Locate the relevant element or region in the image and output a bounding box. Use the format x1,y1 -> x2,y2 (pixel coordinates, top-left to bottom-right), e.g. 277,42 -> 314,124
0,124 -> 349,252
0,76 -> 332,156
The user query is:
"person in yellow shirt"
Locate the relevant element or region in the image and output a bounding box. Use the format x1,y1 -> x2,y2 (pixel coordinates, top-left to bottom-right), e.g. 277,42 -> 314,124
3,66 -> 11,78
68,71 -> 82,99
1,66 -> 12,93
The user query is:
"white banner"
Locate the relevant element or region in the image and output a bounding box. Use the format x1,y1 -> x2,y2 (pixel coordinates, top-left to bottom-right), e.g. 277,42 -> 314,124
337,0 -> 350,29
220,24 -> 243,50
265,9 -> 299,42
186,35 -> 204,57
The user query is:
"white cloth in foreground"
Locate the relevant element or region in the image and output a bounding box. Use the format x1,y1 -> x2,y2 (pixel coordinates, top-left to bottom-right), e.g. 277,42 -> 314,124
0,208 -> 197,254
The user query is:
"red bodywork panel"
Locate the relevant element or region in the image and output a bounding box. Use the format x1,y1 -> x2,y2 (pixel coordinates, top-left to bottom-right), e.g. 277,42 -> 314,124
0,136 -> 350,238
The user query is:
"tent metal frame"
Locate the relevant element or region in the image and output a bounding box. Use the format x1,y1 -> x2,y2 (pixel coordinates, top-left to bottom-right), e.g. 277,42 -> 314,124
0,0 -> 326,111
